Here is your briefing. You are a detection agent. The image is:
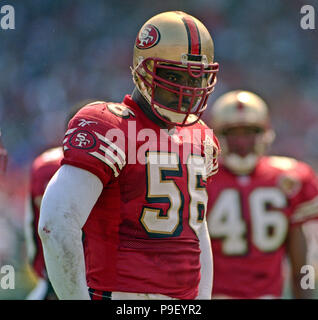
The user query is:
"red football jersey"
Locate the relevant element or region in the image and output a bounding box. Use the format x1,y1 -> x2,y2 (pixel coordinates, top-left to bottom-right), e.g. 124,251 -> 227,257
25,147 -> 63,278
61,95 -> 219,299
207,156 -> 318,298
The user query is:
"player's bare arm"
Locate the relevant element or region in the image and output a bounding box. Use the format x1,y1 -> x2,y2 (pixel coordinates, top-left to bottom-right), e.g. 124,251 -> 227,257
287,225 -> 313,298
38,165 -> 103,299
196,220 -> 213,299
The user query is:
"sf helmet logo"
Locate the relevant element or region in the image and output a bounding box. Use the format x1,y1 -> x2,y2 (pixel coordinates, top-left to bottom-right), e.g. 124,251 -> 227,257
136,24 -> 160,49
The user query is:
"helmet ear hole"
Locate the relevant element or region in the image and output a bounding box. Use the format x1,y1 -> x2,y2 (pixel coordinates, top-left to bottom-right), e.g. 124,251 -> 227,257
264,129 -> 276,145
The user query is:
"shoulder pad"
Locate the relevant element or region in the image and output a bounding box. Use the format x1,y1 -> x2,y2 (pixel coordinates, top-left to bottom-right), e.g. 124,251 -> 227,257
72,101 -> 135,127
105,103 -> 136,119
268,156 -> 298,171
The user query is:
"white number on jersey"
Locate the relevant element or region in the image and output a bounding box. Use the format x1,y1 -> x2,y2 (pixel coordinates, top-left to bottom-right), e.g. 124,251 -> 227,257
140,152 -> 207,238
208,188 -> 288,255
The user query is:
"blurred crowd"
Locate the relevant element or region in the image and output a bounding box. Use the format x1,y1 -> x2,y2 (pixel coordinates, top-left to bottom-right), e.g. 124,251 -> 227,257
0,0 -> 317,298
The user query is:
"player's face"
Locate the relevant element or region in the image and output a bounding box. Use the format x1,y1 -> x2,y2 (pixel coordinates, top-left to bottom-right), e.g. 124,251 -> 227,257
222,126 -> 262,157
154,67 -> 208,112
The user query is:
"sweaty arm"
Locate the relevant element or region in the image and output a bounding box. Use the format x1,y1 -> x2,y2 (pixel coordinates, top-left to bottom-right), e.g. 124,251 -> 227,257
196,220 -> 213,299
38,164 -> 103,299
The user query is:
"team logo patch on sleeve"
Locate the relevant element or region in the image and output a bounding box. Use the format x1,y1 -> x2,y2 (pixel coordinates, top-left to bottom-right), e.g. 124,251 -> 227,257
63,126 -> 126,177
69,130 -> 97,149
278,174 -> 302,197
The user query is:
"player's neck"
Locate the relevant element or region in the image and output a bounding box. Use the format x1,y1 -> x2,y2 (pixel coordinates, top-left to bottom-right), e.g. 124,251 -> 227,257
131,88 -> 173,130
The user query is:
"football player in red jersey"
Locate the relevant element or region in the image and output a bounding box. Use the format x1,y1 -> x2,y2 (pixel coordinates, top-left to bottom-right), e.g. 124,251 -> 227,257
24,102 -> 91,300
206,90 -> 318,299
38,11 -> 220,300
0,128 -> 8,174
24,147 -> 62,300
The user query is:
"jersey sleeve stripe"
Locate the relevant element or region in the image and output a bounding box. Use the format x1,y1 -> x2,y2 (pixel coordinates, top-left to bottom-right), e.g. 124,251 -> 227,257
65,128 -> 77,136
291,196 -> 318,223
99,145 -> 125,170
89,151 -> 120,177
206,160 -> 219,178
63,128 -> 79,146
94,132 -> 126,162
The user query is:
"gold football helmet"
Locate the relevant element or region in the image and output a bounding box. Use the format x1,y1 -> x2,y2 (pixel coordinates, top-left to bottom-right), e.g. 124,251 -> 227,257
210,90 -> 275,174
132,11 -> 219,126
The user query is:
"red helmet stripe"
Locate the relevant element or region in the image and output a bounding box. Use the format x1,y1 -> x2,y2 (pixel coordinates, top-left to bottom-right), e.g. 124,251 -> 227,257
180,15 -> 201,55
237,101 -> 244,111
